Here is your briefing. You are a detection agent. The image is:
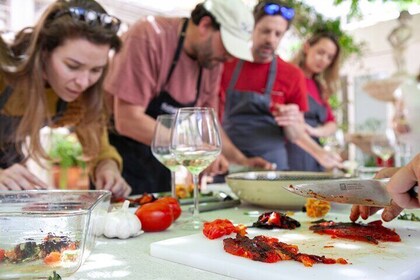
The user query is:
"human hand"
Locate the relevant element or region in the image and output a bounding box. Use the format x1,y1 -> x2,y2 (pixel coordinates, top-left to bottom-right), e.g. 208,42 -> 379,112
94,160 -> 131,198
316,149 -> 343,170
349,167 -> 404,222
271,104 -> 302,127
0,164 -> 49,190
305,123 -> 319,137
204,154 -> 229,176
242,157 -> 276,170
386,154 -> 420,209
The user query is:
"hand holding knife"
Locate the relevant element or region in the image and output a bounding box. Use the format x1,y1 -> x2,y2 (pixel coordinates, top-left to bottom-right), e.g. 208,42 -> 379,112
285,177 -> 418,207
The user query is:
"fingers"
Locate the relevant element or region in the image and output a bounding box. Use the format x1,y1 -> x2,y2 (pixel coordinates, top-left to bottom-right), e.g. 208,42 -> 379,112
349,205 -> 361,222
349,205 -> 383,221
94,171 -> 132,198
0,164 -> 47,190
374,167 -> 400,179
20,168 -> 49,189
248,157 -> 273,170
381,202 -> 404,222
386,164 -> 420,209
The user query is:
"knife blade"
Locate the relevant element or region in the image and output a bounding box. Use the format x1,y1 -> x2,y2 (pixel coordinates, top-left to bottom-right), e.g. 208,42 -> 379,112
285,178 -> 418,207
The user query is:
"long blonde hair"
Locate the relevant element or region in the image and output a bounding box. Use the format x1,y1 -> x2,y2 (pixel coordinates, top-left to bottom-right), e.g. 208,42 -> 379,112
292,32 -> 341,101
0,0 -> 121,165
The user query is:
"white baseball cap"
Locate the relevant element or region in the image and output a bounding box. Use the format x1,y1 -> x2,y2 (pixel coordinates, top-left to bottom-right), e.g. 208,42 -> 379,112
203,0 -> 254,62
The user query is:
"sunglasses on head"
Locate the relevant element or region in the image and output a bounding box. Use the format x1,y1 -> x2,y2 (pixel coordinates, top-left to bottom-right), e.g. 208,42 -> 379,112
263,3 -> 295,21
54,7 -> 121,33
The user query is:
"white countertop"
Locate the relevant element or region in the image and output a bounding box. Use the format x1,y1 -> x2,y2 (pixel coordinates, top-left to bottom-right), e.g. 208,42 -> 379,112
66,184 -> 419,280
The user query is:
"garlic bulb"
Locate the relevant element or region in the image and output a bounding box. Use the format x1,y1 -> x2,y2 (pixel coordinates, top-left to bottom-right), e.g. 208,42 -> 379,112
103,200 -> 142,239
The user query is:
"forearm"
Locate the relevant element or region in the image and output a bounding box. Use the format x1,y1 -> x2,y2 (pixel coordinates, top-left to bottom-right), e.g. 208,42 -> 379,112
114,98 -> 156,145
310,121 -> 337,138
220,128 -> 248,165
284,122 -> 306,143
294,133 -> 326,160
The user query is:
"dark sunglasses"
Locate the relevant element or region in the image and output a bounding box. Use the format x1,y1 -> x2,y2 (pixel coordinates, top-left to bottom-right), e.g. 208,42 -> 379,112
263,3 -> 295,21
54,7 -> 121,33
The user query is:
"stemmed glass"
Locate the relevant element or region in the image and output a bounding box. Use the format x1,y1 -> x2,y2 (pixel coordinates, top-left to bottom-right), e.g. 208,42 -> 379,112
371,128 -> 397,166
151,114 -> 179,198
323,129 -> 345,155
170,107 -> 222,229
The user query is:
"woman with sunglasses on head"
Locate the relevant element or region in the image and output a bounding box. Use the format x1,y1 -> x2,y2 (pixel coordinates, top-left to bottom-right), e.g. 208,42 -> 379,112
286,31 -> 343,171
0,0 -> 131,197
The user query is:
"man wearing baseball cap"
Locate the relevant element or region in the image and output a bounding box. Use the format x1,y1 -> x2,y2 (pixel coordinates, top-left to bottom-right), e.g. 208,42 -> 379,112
104,0 -> 271,194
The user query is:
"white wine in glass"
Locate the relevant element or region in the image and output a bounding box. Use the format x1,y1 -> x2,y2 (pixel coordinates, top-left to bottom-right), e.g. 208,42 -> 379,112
151,114 -> 180,198
170,107 -> 222,230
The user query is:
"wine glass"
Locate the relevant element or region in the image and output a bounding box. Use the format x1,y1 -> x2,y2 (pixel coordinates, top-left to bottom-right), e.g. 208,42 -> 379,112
371,128 -> 397,166
151,114 -> 179,198
170,107 -> 222,229
323,129 -> 345,155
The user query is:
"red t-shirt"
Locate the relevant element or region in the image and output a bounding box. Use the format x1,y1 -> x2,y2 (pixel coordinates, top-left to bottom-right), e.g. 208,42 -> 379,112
305,78 -> 335,123
219,57 -> 308,120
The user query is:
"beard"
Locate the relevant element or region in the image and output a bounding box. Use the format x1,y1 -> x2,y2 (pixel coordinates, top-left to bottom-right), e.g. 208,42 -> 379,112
195,37 -> 222,69
254,44 -> 275,62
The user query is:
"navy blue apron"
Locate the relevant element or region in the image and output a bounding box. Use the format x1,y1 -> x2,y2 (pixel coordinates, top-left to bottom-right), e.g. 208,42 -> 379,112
108,19 -> 202,194
287,94 -> 327,171
0,85 -> 68,168
222,58 -> 288,170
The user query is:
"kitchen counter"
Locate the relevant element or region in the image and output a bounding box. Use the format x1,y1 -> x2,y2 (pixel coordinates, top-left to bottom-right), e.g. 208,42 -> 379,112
68,199 -> 268,280
68,184 -> 420,280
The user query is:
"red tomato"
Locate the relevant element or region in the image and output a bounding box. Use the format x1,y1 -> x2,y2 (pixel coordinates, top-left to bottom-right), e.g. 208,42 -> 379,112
156,197 -> 182,221
0,248 -> 5,262
135,202 -> 173,232
203,219 -> 247,240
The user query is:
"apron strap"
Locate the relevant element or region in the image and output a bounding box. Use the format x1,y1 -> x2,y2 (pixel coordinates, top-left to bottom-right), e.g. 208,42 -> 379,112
264,56 -> 277,96
194,67 -> 202,104
164,18 -> 202,105
227,60 -> 244,93
227,57 -> 278,96
0,85 -> 13,110
164,18 -> 188,84
51,99 -> 68,123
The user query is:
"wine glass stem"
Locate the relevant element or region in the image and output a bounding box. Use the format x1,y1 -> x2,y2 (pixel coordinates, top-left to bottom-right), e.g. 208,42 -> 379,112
170,171 -> 176,198
192,174 -> 200,219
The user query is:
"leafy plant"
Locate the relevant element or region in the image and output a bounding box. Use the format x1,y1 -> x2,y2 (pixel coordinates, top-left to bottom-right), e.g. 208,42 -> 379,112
274,0 -> 365,60
48,271 -> 62,280
49,133 -> 85,169
333,0 -> 420,18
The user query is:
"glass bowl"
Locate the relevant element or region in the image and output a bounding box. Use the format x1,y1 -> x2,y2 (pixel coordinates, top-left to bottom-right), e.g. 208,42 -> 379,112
0,190 -> 111,279
226,171 -> 341,210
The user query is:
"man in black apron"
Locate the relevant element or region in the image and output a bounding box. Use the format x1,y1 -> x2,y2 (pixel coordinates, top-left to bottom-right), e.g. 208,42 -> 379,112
105,0 -> 271,195
221,1 -> 309,170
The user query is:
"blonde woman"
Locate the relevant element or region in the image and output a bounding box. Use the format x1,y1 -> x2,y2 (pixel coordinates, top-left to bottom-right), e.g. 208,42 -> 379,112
287,32 -> 342,171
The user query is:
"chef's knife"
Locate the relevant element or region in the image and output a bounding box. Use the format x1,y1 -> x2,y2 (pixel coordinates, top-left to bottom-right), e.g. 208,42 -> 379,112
285,178 -> 418,207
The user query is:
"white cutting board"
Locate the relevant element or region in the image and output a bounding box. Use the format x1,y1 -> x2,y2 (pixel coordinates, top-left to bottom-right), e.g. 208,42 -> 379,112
150,213 -> 420,280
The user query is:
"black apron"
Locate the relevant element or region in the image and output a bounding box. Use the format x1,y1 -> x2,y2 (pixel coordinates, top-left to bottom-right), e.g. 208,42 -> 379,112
108,19 -> 202,194
286,95 -> 328,171
222,58 -> 288,170
0,85 -> 68,168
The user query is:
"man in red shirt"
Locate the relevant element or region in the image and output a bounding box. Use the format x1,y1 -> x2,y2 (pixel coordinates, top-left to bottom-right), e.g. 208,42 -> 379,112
220,0 -> 342,170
